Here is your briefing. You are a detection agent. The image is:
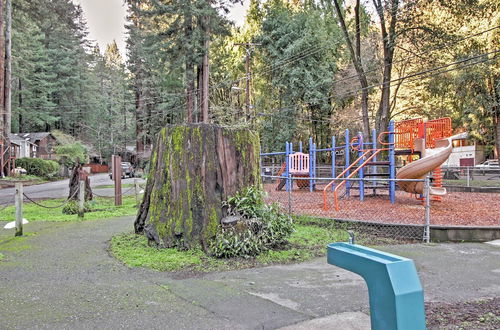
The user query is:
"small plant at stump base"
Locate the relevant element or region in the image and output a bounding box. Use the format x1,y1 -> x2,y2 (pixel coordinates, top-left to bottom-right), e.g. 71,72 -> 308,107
210,186 -> 294,258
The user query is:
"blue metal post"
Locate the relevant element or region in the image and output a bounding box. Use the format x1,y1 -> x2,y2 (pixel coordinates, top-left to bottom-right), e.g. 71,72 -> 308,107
285,142 -> 290,192
331,136 -> 336,191
289,142 -> 293,191
259,145 -> 263,176
372,128 -> 377,194
389,121 -> 396,204
345,129 -> 350,196
358,132 -> 365,201
313,143 -> 317,190
309,137 -> 314,192
299,141 -> 303,153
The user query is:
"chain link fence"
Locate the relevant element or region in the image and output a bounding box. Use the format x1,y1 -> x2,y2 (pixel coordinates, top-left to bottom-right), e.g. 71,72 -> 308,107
441,166 -> 500,191
262,175 -> 431,242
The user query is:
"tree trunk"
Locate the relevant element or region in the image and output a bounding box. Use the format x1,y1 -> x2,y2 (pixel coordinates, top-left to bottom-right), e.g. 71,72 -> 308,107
4,0 -> 11,135
68,163 -> 93,201
373,0 -> 399,134
0,0 -> 4,134
135,124 -> 261,251
494,112 -> 500,159
332,0 -> 370,136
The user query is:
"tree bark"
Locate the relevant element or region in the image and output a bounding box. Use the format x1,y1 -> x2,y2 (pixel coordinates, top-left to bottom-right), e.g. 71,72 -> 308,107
201,16 -> 210,123
135,124 -> 261,251
332,0 -> 370,136
4,0 -> 11,135
0,0 -> 4,134
373,0 -> 399,134
68,163 -> 93,202
185,8 -> 194,123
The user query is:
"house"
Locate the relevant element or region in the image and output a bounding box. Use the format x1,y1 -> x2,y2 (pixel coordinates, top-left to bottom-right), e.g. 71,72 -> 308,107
442,132 -> 486,167
14,132 -> 58,160
8,133 -> 38,158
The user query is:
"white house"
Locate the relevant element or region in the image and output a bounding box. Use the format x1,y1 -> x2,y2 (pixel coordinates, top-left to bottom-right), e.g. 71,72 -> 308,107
443,132 -> 485,167
8,133 -> 38,159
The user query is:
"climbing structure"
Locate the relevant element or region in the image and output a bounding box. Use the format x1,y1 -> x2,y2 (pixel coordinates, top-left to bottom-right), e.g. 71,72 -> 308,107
395,117 -> 452,201
260,117 -> 453,212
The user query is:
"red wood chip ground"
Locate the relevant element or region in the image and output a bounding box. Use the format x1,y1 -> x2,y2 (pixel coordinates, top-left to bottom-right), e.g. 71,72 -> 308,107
264,184 -> 500,226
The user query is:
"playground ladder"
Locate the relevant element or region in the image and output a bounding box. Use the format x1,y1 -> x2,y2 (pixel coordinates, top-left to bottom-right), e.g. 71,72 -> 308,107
323,149 -> 384,211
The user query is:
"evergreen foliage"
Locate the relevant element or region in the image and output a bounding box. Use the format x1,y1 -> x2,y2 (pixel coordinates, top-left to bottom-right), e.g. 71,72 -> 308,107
10,0 -> 131,161
4,0 -> 499,162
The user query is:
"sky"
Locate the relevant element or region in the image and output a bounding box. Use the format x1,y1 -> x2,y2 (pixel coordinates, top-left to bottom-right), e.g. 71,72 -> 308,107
75,0 -> 250,58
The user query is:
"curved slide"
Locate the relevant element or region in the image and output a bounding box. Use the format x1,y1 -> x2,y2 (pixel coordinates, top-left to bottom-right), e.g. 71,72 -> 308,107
396,137 -> 452,195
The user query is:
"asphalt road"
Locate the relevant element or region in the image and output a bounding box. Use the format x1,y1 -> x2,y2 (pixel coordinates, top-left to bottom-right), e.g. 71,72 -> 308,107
0,173 -> 146,205
0,216 -> 499,329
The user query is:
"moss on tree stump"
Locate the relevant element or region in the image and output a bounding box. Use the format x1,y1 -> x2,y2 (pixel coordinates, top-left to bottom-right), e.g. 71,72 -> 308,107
135,124 -> 261,251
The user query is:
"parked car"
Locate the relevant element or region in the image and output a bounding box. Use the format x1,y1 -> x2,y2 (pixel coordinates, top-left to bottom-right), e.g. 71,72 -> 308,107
476,159 -> 499,168
475,159 -> 499,175
109,162 -> 135,179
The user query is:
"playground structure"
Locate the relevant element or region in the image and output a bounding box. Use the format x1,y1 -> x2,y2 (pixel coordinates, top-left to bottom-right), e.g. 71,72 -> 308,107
260,117 -> 453,211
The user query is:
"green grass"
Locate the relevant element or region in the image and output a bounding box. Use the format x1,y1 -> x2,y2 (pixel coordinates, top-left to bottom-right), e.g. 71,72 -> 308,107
111,234 -> 205,271
0,252 -> 4,261
0,233 -> 36,254
443,179 -> 500,187
110,215 -> 383,273
0,175 -> 49,185
93,183 -> 135,189
1,196 -> 140,222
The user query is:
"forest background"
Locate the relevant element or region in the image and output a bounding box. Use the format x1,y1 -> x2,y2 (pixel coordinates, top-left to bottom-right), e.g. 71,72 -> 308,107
0,0 -> 498,163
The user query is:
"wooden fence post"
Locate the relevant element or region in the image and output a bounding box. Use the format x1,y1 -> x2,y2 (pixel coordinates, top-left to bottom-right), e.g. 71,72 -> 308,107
112,155 -> 122,206
78,180 -> 85,218
15,182 -> 23,236
134,178 -> 140,205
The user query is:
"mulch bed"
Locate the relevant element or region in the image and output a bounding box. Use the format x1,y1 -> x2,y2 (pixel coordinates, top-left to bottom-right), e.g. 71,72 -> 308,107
264,184 -> 500,226
426,298 -> 500,329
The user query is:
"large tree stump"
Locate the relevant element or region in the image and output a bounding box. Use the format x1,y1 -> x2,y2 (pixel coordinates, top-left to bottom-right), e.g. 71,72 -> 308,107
135,124 -> 261,250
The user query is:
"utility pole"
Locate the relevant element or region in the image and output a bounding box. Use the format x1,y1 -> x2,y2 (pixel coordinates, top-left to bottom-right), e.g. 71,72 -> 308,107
0,0 -> 4,177
235,43 -> 260,122
0,0 -> 4,134
4,0 -> 11,135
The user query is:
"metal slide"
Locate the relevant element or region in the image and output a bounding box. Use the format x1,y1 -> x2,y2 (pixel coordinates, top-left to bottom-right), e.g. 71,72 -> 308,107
396,137 -> 452,195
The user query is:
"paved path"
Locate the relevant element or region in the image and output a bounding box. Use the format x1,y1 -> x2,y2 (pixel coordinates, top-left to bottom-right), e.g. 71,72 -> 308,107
0,217 -> 499,329
0,174 -> 145,205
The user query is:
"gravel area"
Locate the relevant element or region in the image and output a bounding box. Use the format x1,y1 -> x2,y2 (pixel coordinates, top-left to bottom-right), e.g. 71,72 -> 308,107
426,297 -> 500,329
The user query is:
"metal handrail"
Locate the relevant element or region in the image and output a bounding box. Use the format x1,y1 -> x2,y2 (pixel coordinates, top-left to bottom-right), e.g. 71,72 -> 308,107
377,131 -> 395,145
332,149 -> 383,211
323,148 -> 387,210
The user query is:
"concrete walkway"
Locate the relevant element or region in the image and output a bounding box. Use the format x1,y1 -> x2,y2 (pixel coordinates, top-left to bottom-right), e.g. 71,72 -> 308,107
0,216 -> 499,329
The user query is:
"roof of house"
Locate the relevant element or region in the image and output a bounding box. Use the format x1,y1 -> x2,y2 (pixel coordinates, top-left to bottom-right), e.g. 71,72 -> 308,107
8,133 -> 49,146
16,132 -> 55,143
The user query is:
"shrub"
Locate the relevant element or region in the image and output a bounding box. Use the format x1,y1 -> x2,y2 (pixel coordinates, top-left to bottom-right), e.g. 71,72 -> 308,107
210,186 -> 294,258
55,142 -> 87,167
15,158 -> 60,178
62,200 -> 92,214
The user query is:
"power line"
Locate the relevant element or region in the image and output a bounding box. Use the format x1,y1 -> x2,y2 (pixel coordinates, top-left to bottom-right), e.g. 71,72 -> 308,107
7,25 -> 498,114
253,51 -> 498,125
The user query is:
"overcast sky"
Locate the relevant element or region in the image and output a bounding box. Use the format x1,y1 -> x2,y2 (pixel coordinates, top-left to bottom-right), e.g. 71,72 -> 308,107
75,0 -> 250,58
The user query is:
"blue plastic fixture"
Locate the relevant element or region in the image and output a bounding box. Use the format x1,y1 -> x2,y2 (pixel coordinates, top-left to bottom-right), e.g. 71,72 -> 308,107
327,242 -> 426,330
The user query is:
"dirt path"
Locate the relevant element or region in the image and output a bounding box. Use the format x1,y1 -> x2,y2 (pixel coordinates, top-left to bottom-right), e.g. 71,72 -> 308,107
1,217 -> 499,329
